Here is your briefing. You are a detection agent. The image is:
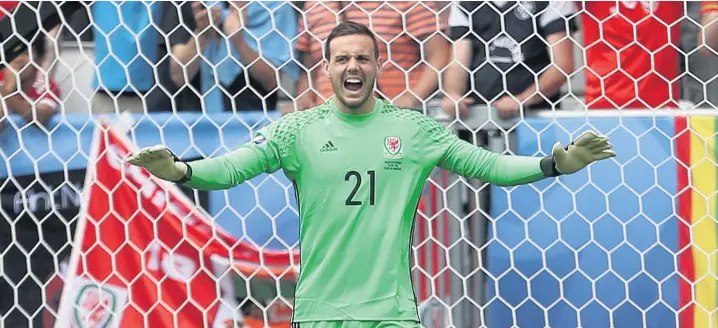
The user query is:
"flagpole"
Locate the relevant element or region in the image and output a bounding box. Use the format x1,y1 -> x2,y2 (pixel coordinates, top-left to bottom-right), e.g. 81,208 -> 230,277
53,118 -> 108,328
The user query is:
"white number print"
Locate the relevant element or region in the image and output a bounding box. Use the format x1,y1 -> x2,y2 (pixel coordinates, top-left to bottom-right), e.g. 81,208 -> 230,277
145,242 -> 197,283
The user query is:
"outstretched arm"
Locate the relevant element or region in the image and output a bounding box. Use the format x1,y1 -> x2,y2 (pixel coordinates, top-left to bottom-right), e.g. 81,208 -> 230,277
439,140 -> 550,186
127,109 -> 306,190
183,139 -> 281,190
127,135 -> 284,191
438,131 -> 615,186
128,113 -> 301,190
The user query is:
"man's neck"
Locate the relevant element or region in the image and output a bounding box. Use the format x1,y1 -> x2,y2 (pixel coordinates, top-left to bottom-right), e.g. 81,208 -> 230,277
335,97 -> 376,116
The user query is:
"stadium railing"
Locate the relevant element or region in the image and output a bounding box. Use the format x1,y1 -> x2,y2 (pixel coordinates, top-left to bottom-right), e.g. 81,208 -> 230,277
2,1 -> 717,328
3,103 -> 707,328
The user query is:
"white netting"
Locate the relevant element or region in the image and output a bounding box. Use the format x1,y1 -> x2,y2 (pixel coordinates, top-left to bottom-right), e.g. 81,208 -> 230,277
1,1 -> 717,328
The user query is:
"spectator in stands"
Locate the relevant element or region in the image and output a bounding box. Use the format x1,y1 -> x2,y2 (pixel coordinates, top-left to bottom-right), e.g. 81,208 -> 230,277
90,1 -> 164,114
580,1 -> 683,110
0,1 -> 62,89
146,1 -> 204,112
168,1 -> 299,113
239,300 -> 268,327
699,1 -> 718,55
0,38 -> 61,127
0,37 -> 62,328
678,1 -> 718,109
286,1 -> 450,113
441,1 -> 578,119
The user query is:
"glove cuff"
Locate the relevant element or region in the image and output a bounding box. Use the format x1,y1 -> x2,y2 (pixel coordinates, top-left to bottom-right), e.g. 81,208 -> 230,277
543,142 -> 572,177
540,156 -> 562,177
170,153 -> 193,184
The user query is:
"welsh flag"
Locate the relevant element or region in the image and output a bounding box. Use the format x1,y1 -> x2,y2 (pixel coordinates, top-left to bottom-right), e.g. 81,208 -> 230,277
54,122 -> 299,328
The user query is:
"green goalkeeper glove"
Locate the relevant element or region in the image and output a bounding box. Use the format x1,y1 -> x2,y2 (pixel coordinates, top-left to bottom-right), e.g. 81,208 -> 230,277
126,145 -> 191,182
551,130 -> 616,175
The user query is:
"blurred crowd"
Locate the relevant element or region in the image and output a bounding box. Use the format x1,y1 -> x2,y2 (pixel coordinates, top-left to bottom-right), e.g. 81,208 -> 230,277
0,1 -> 717,130
2,2 -> 718,327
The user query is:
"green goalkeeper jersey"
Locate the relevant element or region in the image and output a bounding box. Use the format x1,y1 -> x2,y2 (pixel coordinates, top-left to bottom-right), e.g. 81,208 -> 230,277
182,97 -> 555,323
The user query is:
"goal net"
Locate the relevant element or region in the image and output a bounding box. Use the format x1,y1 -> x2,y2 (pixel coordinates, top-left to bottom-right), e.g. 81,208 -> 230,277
0,1 -> 714,328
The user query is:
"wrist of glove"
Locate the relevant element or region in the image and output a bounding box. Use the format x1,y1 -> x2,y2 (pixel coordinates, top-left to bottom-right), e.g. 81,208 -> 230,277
543,130 -> 616,177
125,145 -> 192,183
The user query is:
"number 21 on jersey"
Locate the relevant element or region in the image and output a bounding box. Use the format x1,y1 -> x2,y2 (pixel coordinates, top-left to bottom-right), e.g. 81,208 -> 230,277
344,170 -> 376,206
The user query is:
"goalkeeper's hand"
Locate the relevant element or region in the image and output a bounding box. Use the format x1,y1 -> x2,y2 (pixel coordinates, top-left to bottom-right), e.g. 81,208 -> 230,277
126,145 -> 189,182
552,130 -> 616,175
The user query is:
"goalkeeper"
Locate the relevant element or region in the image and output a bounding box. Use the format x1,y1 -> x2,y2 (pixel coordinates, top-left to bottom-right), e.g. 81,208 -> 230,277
127,21 -> 615,328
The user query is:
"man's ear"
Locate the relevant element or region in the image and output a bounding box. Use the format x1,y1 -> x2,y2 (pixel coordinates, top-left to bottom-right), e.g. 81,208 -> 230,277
376,56 -> 384,76
322,59 -> 330,78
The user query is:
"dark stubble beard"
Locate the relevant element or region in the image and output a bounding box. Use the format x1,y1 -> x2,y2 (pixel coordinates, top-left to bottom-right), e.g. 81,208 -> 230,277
334,78 -> 376,113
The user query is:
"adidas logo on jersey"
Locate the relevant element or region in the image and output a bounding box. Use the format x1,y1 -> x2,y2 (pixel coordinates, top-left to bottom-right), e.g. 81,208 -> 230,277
320,141 -> 338,152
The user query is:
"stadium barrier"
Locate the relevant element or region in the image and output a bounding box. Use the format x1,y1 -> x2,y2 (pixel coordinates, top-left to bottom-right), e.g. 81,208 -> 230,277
408,107 -> 715,328
488,109 -> 683,328
2,1 -> 717,328
4,106 -> 713,328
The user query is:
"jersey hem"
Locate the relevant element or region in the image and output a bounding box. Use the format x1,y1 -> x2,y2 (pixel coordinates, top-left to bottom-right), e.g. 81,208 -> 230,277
291,317 -> 420,323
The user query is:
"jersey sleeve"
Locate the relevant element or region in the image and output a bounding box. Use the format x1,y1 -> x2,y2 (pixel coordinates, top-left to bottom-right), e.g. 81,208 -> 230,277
33,79 -> 61,111
296,1 -> 317,53
418,115 -> 554,186
405,1 -> 443,41
539,2 -> 579,37
702,1 -> 718,15
182,114 -> 300,190
449,2 -> 471,41
166,1 -> 194,47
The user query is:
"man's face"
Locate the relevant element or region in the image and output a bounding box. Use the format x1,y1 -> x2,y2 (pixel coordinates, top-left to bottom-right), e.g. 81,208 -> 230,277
324,34 -> 381,109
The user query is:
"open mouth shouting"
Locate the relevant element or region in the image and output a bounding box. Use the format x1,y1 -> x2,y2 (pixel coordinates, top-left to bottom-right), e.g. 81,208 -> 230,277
342,75 -> 365,100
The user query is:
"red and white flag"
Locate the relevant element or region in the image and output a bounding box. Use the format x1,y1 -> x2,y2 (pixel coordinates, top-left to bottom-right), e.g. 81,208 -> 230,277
54,122 -> 299,328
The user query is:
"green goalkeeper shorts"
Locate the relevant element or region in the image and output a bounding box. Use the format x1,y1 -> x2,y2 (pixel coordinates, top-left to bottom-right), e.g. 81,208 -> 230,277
292,321 -> 421,328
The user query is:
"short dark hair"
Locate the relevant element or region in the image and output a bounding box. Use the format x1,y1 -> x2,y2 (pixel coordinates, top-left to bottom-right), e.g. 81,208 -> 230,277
324,21 -> 379,61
